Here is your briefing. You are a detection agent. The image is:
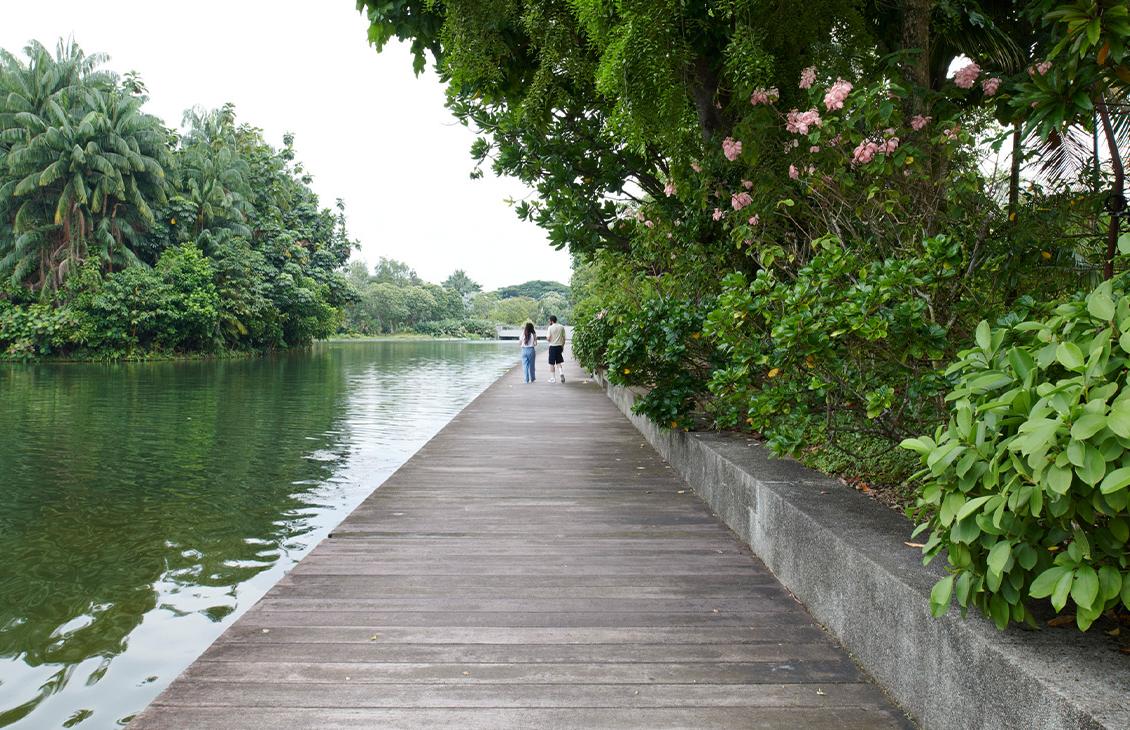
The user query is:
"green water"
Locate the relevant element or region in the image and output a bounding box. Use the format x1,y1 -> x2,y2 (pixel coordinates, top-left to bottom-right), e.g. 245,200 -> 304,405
0,340 -> 517,728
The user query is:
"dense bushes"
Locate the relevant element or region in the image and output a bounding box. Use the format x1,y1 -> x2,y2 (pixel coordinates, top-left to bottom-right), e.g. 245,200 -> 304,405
905,274 -> 1130,630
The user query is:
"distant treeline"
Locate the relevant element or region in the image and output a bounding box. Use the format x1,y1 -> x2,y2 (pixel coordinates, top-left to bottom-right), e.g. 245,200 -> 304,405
343,258 -> 571,337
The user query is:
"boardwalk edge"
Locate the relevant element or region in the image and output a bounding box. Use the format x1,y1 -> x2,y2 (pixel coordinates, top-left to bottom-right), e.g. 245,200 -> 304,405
595,373 -> 1129,730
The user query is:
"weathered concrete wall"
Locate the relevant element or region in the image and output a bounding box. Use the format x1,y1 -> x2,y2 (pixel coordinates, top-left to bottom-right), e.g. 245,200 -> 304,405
598,375 -> 1130,730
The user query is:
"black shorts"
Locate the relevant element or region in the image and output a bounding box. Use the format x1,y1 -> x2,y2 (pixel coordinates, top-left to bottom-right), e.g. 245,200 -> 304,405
547,345 -> 564,365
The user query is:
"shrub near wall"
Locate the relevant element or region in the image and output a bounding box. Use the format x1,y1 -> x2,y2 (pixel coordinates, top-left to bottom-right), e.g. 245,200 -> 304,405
904,276 -> 1130,630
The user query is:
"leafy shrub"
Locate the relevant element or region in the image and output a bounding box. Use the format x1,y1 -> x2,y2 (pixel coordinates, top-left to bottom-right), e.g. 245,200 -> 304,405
571,307 -> 616,372
705,235 -> 958,455
600,294 -> 715,428
904,278 -> 1130,630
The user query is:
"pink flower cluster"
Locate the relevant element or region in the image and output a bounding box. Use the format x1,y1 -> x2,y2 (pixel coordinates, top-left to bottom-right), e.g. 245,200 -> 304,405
788,165 -> 799,180
712,208 -> 724,221
823,78 -> 852,110
741,179 -> 753,189
786,108 -> 822,134
664,180 -> 677,197
910,114 -> 931,131
722,137 -> 742,161
731,191 -> 753,210
748,214 -> 760,226
954,62 -> 980,89
799,66 -> 816,89
982,77 -> 1001,96
1030,60 -> 1052,76
749,87 -> 779,105
943,125 -> 960,141
690,161 -> 703,173
644,220 -> 654,228
851,136 -> 898,165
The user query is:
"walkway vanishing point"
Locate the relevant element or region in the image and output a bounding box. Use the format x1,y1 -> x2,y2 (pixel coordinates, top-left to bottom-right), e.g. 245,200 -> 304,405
132,356 -> 910,729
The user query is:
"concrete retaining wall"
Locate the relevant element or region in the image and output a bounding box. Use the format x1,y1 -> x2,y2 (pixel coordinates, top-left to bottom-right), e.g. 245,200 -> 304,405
597,375 -> 1129,730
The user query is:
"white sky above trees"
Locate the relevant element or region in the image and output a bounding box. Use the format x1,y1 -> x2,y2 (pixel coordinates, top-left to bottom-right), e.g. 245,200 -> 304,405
0,1 -> 573,290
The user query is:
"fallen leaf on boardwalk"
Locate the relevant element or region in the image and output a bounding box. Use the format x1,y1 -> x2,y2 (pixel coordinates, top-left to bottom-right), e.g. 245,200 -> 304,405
369,635 -> 379,641
345,676 -> 351,681
677,490 -> 686,494
1105,628 -> 1120,637
1121,646 -> 1130,655
261,629 -> 270,634
716,550 -> 724,554
816,689 -> 826,696
462,671 -> 470,676
1047,615 -> 1075,627
820,490 -> 830,495
904,542 -> 926,548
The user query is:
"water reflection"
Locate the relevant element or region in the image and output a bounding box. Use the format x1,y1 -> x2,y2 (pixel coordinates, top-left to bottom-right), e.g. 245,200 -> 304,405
0,340 -> 516,728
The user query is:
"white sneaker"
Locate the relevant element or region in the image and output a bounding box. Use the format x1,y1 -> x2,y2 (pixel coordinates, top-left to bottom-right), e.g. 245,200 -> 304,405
549,377 -> 556,383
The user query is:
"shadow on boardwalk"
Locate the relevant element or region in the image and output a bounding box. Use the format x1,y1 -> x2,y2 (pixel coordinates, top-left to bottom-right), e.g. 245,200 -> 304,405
131,355 -> 912,729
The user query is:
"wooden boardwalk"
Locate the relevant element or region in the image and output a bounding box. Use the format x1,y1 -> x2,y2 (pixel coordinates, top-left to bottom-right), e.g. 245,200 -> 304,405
132,356 -> 910,729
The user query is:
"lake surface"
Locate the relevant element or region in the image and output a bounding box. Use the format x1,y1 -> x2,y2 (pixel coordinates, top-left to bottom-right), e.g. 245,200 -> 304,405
0,340 -> 517,728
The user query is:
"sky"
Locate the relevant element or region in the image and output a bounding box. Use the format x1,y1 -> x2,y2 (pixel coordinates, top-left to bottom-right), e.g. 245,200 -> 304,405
0,1 -> 573,290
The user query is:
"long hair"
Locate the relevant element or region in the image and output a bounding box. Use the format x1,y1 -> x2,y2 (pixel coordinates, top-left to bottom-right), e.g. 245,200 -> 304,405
523,321 -> 536,345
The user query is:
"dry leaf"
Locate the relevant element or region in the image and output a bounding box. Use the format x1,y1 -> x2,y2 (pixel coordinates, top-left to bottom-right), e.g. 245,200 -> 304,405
1047,614 -> 1076,627
904,541 -> 926,548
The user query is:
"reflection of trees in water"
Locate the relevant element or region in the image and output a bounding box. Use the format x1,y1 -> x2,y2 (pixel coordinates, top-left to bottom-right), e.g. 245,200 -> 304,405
0,349 -> 352,725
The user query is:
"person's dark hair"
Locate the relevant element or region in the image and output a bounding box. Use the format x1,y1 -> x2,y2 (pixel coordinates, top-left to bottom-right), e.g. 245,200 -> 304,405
549,315 -> 557,323
523,321 -> 535,343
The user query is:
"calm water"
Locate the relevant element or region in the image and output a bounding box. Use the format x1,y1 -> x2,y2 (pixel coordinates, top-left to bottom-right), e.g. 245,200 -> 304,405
0,340 -> 517,728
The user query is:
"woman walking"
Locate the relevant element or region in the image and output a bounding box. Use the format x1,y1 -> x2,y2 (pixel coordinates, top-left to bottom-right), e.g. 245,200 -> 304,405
520,321 -> 537,383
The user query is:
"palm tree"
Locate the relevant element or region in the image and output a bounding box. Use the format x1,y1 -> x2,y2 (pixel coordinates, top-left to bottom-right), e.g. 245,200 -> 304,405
0,39 -> 170,292
175,106 -> 253,241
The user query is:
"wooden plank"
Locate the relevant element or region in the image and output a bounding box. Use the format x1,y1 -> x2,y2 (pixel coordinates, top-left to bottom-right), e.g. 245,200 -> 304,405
130,355 -> 910,729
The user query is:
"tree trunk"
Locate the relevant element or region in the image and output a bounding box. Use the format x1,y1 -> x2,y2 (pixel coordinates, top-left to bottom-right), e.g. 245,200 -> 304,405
1008,126 -> 1022,221
1097,95 -> 1125,280
900,0 -> 933,95
688,56 -> 725,142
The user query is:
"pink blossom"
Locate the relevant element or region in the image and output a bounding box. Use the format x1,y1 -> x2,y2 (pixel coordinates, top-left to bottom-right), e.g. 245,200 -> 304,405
910,115 -> 931,131
943,125 -> 960,141
644,220 -> 654,228
690,161 -> 703,173
749,87 -> 780,105
786,109 -> 822,135
1030,60 -> 1052,76
799,66 -> 817,89
788,164 -> 799,179
742,179 -> 754,190
666,232 -> 672,239
852,140 -> 880,165
982,77 -> 1001,96
722,137 -> 743,161
712,208 -> 724,221
879,137 -> 899,154
806,165 -> 816,175
635,209 -> 645,221
809,145 -> 821,153
823,79 -> 853,111
827,134 -> 842,147
731,191 -> 753,210
748,214 -> 760,226
954,62 -> 980,89
664,180 -> 677,197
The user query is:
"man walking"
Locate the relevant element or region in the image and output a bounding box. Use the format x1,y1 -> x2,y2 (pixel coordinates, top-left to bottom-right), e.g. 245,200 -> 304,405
546,315 -> 566,383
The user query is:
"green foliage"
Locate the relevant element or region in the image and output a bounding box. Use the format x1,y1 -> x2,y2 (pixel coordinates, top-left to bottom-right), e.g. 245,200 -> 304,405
705,236 -> 959,455
595,291 -> 715,428
904,278 -> 1130,630
0,39 -> 355,359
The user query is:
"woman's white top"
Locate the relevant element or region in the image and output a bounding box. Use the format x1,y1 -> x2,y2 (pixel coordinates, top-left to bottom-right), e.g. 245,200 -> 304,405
520,333 -> 537,348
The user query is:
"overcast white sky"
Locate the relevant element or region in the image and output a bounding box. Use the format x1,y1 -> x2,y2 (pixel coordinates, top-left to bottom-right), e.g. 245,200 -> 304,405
0,1 -> 572,290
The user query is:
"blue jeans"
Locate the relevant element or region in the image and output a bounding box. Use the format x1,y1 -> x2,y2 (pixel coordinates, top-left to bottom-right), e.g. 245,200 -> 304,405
521,346 -> 536,382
